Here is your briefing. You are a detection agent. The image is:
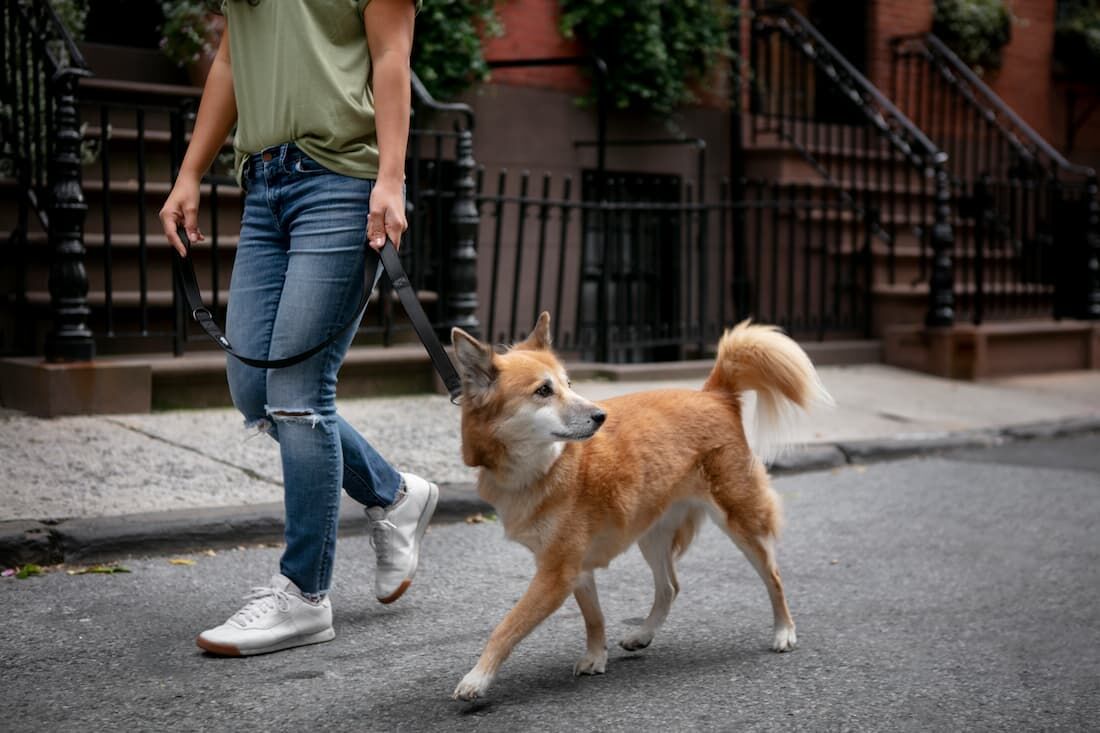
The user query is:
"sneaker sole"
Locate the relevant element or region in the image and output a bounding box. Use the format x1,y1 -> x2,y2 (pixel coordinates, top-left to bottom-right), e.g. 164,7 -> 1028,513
377,481 -> 439,604
196,627 -> 336,657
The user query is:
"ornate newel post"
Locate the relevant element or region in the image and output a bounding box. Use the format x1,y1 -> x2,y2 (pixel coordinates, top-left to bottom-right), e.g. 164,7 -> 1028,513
444,127 -> 480,338
925,166 -> 955,327
1083,174 -> 1100,320
44,69 -> 94,362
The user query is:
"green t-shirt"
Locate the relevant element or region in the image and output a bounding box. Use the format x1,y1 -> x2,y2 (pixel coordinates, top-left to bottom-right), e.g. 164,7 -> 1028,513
223,0 -> 416,183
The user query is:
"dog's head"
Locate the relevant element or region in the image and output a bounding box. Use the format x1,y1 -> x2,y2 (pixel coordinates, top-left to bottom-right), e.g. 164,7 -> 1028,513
451,312 -> 607,469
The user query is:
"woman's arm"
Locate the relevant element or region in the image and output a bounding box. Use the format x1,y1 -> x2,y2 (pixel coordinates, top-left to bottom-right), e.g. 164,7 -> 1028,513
159,28 -> 238,257
364,0 -> 416,251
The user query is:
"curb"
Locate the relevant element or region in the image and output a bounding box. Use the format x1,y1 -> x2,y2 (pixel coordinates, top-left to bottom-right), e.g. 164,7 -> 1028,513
3,416 -> 1098,567
0,482 -> 492,567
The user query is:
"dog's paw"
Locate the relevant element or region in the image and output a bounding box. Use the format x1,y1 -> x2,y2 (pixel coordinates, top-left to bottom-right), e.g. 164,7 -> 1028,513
618,630 -> 654,652
452,668 -> 493,701
772,625 -> 797,652
573,648 -> 607,676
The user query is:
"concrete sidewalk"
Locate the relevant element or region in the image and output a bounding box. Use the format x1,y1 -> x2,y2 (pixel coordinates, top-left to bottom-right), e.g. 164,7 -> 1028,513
2,364 -> 1099,566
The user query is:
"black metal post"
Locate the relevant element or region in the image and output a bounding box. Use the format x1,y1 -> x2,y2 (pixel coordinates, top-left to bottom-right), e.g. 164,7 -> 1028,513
44,69 -> 94,362
1084,174 -> 1100,319
443,127 -> 480,337
925,166 -> 955,327
973,175 -> 990,326
730,10 -> 750,322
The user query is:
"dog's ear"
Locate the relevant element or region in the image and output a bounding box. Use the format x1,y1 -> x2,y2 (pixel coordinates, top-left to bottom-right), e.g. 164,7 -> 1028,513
514,311 -> 552,351
452,327 -> 497,398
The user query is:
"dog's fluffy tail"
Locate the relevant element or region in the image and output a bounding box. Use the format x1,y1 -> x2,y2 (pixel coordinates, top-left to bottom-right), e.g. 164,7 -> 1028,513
703,320 -> 833,464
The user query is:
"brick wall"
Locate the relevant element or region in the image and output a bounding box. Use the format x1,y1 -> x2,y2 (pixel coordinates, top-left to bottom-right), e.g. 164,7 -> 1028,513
868,0 -> 934,95
869,1 -> 1056,142
991,0 -> 1056,141
480,0 -> 586,93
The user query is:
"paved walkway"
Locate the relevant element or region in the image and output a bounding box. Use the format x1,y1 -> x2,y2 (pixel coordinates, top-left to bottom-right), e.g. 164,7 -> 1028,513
2,364 -> 1099,565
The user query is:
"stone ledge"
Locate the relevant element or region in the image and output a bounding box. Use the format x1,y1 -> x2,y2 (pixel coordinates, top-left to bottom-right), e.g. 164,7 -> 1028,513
884,321 -> 1100,379
0,357 -> 152,417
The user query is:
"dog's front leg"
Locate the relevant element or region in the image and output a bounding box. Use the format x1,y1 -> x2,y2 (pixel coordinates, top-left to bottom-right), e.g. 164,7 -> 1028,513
572,571 -> 607,676
453,566 -> 576,701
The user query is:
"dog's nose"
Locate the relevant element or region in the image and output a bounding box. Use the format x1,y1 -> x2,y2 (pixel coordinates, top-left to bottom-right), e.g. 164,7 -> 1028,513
591,410 -> 607,426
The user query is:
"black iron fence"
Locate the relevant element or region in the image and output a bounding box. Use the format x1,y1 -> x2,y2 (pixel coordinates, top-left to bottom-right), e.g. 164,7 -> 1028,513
1,0 -> 94,360
472,169 -> 872,363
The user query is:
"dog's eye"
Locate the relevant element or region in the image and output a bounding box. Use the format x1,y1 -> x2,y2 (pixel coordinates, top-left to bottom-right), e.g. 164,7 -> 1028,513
534,383 -> 553,398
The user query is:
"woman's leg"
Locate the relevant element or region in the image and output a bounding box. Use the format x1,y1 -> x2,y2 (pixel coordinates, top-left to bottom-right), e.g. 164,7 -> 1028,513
199,146 -> 434,658
263,157 -> 401,598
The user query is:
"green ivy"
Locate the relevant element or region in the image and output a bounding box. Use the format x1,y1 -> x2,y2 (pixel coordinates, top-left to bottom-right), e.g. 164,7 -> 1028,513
933,0 -> 1013,71
1054,0 -> 1100,79
49,0 -> 87,41
159,1 -> 215,68
413,0 -> 501,100
558,0 -> 731,116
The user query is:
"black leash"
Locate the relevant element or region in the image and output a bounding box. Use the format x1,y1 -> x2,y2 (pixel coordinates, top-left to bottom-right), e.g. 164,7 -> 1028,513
173,226 -> 463,403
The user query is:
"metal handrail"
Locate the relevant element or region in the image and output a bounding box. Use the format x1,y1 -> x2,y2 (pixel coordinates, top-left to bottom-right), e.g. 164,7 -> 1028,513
410,71 -> 475,131
895,32 -> 1094,179
757,4 -> 946,170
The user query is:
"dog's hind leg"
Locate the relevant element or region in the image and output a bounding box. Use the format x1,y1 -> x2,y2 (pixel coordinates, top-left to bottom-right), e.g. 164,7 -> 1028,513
704,457 -> 797,652
619,503 -> 699,651
572,571 -> 608,675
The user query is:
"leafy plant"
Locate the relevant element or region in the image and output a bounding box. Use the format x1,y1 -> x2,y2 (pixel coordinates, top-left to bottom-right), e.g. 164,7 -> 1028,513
159,1 -> 218,68
412,0 -> 502,100
49,0 -> 87,42
558,0 -> 731,116
1054,0 -> 1100,79
933,0 -> 1013,71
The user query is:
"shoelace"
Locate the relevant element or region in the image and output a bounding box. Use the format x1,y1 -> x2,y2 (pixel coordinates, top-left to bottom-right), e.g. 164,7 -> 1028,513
230,585 -> 293,626
369,518 -> 397,566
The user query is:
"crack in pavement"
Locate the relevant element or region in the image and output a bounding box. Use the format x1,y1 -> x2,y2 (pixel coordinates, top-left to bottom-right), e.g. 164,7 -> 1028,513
103,417 -> 282,487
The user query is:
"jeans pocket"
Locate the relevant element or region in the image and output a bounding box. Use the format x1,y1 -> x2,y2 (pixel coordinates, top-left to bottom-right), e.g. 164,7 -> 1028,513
294,155 -> 331,174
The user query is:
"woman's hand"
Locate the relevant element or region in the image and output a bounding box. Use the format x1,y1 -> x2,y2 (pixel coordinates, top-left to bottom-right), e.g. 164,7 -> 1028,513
367,177 -> 407,251
159,173 -> 205,257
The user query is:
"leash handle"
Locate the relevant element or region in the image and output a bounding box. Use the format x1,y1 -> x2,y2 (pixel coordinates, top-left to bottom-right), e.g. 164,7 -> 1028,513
173,225 -> 462,403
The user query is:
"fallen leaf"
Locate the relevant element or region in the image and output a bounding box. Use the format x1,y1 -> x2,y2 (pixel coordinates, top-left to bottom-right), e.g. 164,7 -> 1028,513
69,564 -> 131,575
168,558 -> 196,566
16,564 -> 43,579
201,549 -> 217,557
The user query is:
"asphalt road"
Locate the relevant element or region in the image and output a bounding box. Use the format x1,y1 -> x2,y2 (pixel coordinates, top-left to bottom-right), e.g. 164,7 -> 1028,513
3,434 -> 1099,732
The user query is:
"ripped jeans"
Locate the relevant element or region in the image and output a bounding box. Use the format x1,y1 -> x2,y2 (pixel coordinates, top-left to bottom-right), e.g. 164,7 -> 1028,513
225,143 -> 402,597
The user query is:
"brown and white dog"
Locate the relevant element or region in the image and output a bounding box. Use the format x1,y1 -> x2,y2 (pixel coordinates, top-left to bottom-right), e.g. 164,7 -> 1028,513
449,313 -> 832,701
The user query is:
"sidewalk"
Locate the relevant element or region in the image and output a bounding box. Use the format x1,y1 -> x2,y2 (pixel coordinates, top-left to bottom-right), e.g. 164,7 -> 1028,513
3,364 -> 1099,566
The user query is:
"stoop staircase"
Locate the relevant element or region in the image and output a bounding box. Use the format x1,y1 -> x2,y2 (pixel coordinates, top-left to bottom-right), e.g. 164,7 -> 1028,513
737,2 -> 1099,375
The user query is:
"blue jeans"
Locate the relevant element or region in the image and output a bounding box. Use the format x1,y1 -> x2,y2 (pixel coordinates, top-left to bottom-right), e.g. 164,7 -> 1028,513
225,142 -> 402,597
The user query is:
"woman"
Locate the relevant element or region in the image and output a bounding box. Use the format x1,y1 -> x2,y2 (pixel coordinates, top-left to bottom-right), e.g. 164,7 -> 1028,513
159,0 -> 436,657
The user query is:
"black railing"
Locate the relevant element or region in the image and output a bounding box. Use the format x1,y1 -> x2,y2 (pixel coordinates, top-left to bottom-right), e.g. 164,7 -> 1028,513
472,169 -> 870,363
745,3 -> 957,328
892,33 -> 1100,322
1,0 -> 94,360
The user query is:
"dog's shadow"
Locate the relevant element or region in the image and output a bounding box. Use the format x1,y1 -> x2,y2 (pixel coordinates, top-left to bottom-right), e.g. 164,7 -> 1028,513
453,636 -> 783,715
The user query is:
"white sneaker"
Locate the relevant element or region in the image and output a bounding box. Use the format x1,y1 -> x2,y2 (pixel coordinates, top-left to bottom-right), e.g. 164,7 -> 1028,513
366,472 -> 439,604
196,574 -> 335,656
